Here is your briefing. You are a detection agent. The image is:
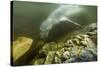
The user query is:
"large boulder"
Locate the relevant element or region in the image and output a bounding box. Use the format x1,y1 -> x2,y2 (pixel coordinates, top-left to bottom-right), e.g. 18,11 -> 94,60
12,37 -> 33,65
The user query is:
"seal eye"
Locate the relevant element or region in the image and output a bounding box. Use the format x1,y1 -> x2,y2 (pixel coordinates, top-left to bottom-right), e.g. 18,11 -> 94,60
59,17 -> 67,22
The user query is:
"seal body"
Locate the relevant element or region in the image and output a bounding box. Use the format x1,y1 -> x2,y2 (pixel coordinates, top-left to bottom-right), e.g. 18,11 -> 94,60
40,5 -> 91,41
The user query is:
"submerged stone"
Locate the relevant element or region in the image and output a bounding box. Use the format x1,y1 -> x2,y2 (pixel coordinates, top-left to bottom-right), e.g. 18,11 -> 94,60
44,51 -> 56,64
12,37 -> 33,65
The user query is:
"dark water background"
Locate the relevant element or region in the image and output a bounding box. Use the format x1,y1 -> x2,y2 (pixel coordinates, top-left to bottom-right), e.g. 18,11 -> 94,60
12,1 -> 97,40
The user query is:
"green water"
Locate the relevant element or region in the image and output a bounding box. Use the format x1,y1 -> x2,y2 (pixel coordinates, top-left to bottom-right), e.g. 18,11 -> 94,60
12,1 -> 97,40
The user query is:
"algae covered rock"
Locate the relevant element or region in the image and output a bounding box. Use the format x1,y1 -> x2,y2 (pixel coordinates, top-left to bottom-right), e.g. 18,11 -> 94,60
33,58 -> 45,65
44,51 -> 56,64
12,36 -> 33,65
54,56 -> 62,64
13,37 -> 33,62
39,42 -> 57,55
63,33 -> 97,63
84,23 -> 97,44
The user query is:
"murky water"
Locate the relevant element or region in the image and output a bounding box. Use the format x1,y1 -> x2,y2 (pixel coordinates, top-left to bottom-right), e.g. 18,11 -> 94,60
12,1 -> 97,41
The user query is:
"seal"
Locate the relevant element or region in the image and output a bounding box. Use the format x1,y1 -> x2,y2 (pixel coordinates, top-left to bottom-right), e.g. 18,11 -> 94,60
40,5 -> 91,41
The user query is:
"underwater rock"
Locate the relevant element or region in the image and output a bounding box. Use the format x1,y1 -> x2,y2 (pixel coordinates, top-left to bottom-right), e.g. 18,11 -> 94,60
57,42 -> 65,49
62,51 -> 70,59
64,33 -> 97,62
35,42 -> 66,64
12,37 -> 33,64
63,57 -> 78,63
83,23 -> 97,32
39,42 -> 57,55
32,33 -> 97,64
40,5 -> 91,41
44,51 -> 56,64
79,48 -> 97,61
54,47 -> 71,63
54,56 -> 62,64
64,40 -> 75,47
55,48 -> 64,58
33,58 -> 45,65
39,41 -> 65,56
87,31 -> 97,44
83,23 -> 97,43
